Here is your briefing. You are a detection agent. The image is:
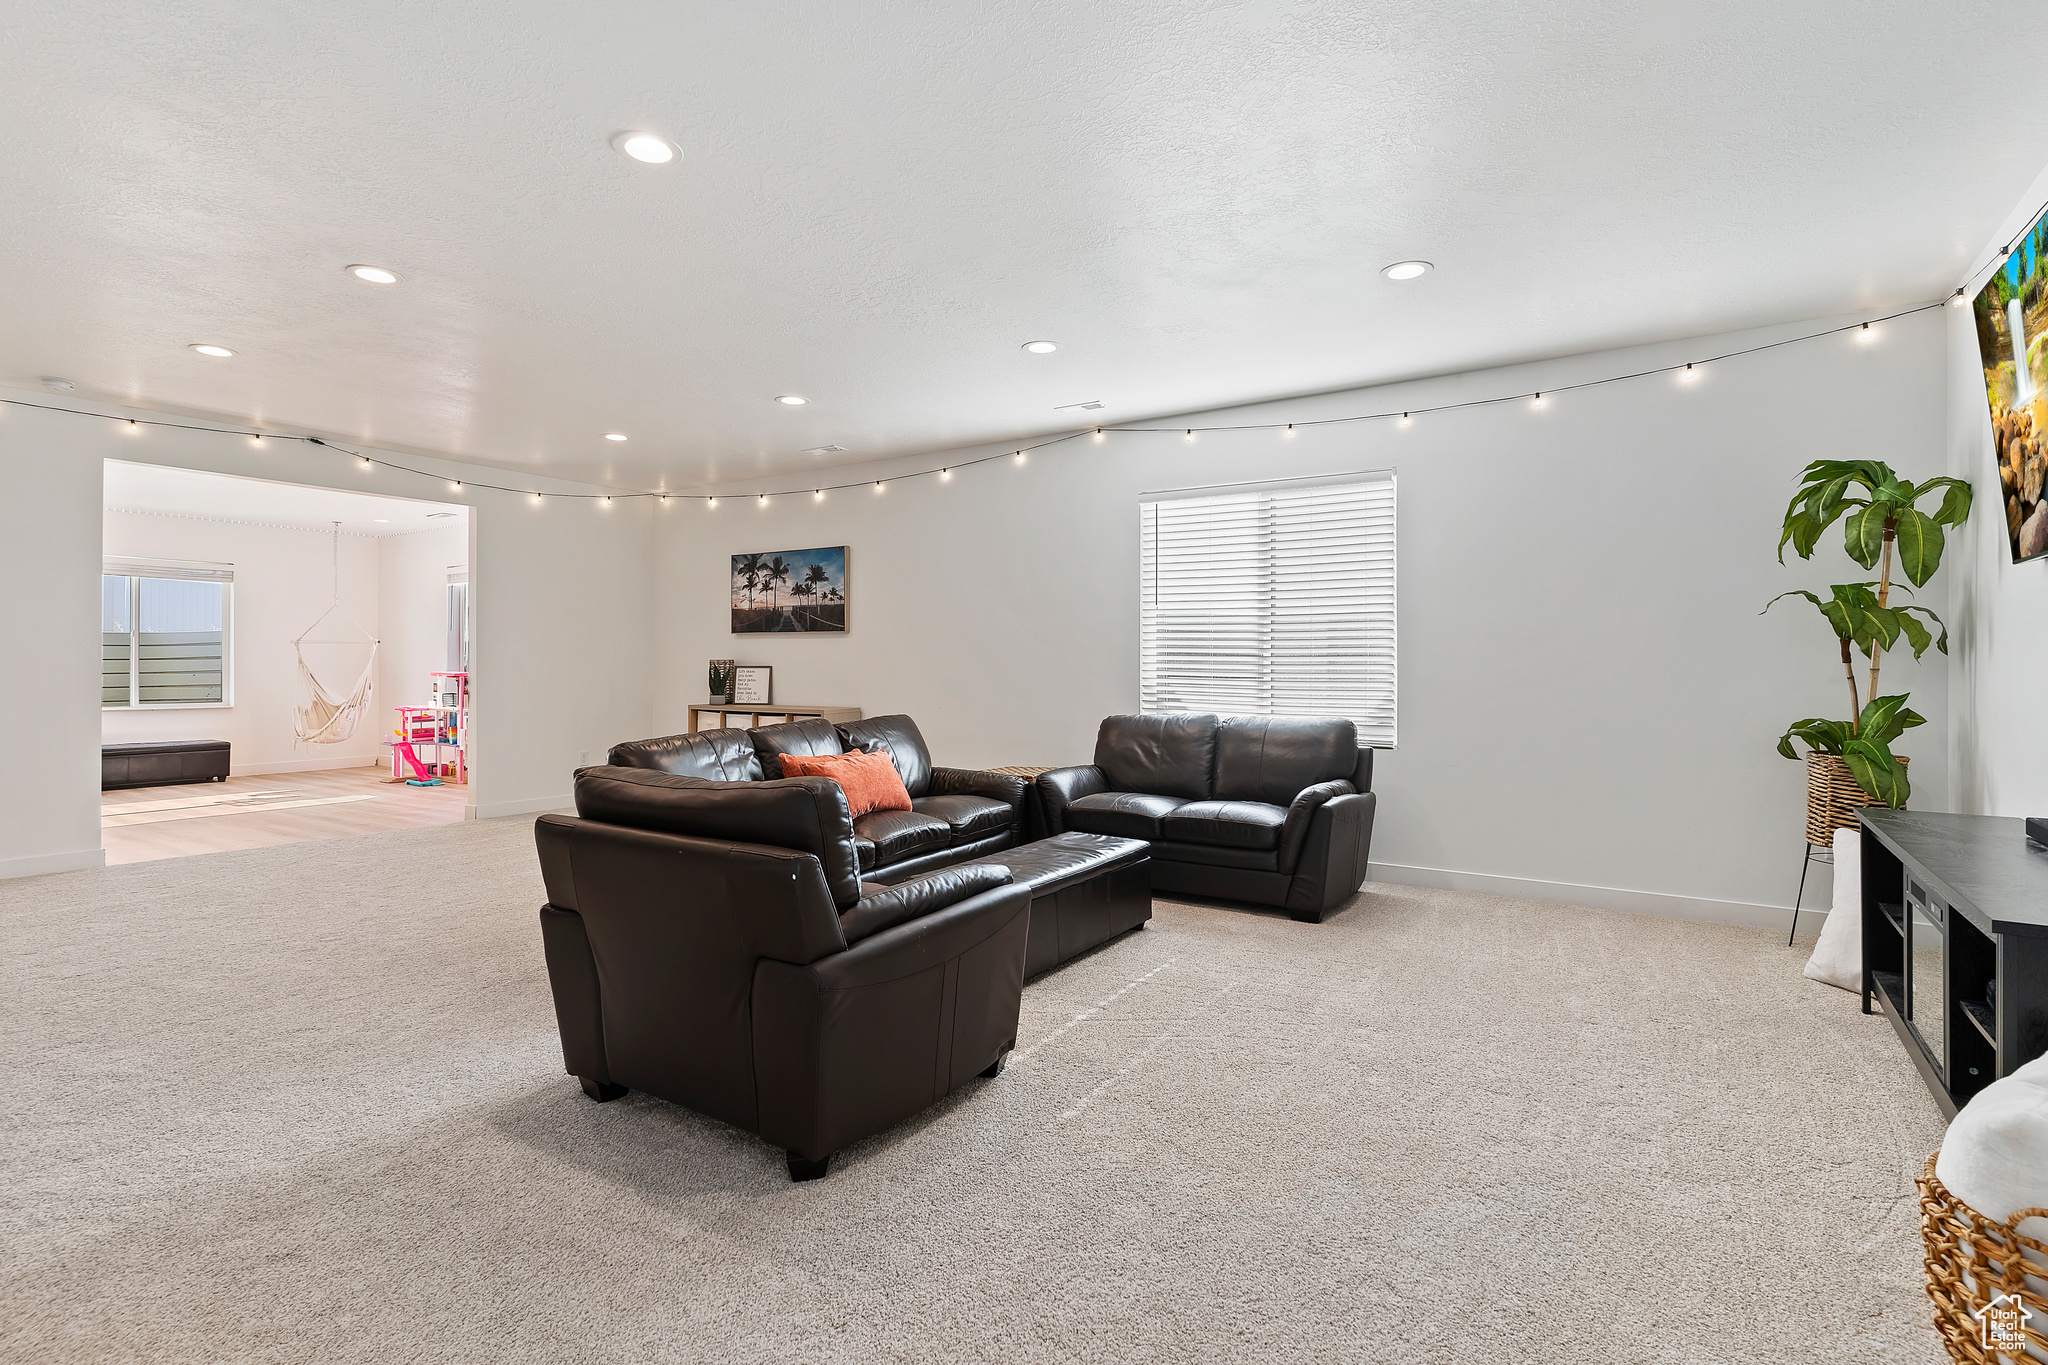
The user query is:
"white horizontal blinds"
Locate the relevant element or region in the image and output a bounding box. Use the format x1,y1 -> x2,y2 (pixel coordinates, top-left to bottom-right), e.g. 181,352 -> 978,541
100,560 -> 231,705
1139,472 -> 1396,746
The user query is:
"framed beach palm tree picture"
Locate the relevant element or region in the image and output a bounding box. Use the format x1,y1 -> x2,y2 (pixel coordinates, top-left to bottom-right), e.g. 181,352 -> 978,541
731,547 -> 847,633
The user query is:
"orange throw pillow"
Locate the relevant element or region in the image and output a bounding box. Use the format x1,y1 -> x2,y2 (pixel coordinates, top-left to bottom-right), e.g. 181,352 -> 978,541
778,749 -> 912,817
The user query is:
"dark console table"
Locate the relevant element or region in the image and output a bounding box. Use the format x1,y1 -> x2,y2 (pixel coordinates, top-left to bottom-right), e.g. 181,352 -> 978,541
1859,810 -> 2048,1119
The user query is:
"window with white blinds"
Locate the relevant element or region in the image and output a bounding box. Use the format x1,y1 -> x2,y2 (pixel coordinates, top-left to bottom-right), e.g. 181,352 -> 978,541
1139,471 -> 1396,746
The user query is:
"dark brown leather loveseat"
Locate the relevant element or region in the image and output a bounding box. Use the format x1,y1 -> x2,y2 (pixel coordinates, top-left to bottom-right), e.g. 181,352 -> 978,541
1036,714 -> 1375,922
607,715 -> 1027,883
536,765 -> 1032,1182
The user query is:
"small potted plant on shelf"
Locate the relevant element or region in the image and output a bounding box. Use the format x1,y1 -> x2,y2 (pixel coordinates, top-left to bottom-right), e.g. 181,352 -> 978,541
708,661 -> 732,705
1767,460 -> 1970,837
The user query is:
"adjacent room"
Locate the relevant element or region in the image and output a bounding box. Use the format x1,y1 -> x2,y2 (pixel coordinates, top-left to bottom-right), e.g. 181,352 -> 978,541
97,462 -> 472,863
3,5 -> 2046,1364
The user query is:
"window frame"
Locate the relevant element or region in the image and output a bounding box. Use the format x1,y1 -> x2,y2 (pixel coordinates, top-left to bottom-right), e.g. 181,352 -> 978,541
1137,468 -> 1397,748
101,558 -> 236,711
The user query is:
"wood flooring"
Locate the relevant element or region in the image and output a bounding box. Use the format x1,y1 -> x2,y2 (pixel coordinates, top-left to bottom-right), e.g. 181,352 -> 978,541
101,764 -> 468,865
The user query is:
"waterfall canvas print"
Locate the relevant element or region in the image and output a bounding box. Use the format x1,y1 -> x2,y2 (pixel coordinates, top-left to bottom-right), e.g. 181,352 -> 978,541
1972,205 -> 2048,564
731,547 -> 848,633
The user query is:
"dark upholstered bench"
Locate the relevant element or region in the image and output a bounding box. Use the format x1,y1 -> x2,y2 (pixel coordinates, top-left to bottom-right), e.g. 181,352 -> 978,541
956,832 -> 1151,977
101,740 -> 231,790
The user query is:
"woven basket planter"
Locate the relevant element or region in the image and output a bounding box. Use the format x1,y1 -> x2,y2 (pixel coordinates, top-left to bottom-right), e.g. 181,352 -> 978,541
1917,1155 -> 2048,1362
1804,751 -> 1908,847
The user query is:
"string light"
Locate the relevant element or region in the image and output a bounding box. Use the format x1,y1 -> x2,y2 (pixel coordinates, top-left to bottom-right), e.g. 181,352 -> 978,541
532,493 -> 542,504
451,480 -> 462,491
1950,288 -> 1969,308
0,297 -> 1941,513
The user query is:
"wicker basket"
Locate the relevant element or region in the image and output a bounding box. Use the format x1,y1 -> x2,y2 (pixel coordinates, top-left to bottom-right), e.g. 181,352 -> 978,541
1804,751 -> 1908,848
1918,1155 -> 2048,1362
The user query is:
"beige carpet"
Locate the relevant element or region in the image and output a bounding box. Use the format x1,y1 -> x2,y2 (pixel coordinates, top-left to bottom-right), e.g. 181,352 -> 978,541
1,815 -> 1947,1363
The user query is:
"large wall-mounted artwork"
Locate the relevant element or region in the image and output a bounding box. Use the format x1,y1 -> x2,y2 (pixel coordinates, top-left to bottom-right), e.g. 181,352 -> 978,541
1971,206 -> 2048,563
731,546 -> 847,633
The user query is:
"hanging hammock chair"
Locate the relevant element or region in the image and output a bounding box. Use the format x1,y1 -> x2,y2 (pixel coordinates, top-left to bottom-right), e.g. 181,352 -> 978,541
293,522 -> 379,745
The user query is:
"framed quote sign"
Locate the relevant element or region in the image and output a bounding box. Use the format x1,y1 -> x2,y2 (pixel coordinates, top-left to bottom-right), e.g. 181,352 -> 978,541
731,666 -> 772,705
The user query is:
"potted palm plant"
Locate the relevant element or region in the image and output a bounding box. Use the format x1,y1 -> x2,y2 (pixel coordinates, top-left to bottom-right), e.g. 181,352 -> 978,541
1768,460 -> 1970,838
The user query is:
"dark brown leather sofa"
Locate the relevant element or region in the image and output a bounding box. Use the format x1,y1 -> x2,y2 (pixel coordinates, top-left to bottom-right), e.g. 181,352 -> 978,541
536,765 -> 1032,1181
1037,714 -> 1375,922
608,716 -> 1027,883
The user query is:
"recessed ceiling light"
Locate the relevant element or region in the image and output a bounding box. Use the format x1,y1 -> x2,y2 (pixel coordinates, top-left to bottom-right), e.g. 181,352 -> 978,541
373,518 -> 390,523
1022,340 -> 1059,354
189,344 -> 234,357
1381,260 -> 1432,281
604,433 -> 628,441
775,394 -> 807,406
348,265 -> 399,284
612,131 -> 680,164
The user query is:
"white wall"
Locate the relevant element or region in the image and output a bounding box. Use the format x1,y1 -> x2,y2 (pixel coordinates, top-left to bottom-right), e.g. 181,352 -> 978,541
1947,167 -> 2048,819
0,428 -> 103,877
101,511 -> 384,774
0,390 -> 657,878
377,523 -> 467,719
657,309 -> 1954,928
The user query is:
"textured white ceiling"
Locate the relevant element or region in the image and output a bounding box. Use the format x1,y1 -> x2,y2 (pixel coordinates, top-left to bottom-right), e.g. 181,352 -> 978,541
5,1 -> 2045,491
105,459 -> 467,537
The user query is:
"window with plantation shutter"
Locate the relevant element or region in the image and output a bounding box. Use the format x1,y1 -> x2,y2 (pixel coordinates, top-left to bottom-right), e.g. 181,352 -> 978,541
1139,471 -> 1396,747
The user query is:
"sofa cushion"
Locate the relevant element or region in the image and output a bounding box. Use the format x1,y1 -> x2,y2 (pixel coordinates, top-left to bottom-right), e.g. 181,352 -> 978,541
1093,713 -> 1218,800
1064,790 -> 1189,840
748,718 -> 847,767
572,766 -> 863,910
851,809 -> 953,865
778,749 -> 912,817
1149,840 -> 1279,872
911,793 -> 1013,846
607,727 -> 764,781
1161,799 -> 1287,850
838,714 -> 934,799
1212,716 -> 1359,805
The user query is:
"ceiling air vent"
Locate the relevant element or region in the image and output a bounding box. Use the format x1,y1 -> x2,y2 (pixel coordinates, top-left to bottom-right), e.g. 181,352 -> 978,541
802,445 -> 849,455
1055,400 -> 1104,412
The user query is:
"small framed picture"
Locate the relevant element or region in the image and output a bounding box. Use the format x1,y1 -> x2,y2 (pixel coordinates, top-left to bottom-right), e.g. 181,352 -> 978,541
732,666 -> 772,705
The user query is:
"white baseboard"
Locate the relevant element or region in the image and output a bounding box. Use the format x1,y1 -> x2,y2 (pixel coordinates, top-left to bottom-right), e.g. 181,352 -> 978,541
472,792 -> 572,820
229,755 -> 381,777
1367,860 -> 1825,933
0,846 -> 108,880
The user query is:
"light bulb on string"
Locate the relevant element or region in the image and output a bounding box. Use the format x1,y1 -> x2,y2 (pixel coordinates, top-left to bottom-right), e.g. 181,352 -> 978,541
1184,429 -> 1194,442
874,481 -> 884,491
940,468 -> 951,480
361,457 -> 373,469
603,496 -> 612,506
814,489 -> 823,501
758,494 -> 768,506
1950,289 -> 1969,308
249,434 -> 265,447
1678,363 -> 1700,384
1283,424 -> 1295,437
1013,451 -> 1026,464
532,493 -> 543,504
1400,412 -> 1411,426
1093,428 -> 1105,441
708,497 -> 717,508
1531,393 -> 1545,409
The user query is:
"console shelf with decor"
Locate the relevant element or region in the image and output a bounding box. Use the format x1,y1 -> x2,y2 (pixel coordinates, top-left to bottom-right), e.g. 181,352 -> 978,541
1859,809 -> 2048,1119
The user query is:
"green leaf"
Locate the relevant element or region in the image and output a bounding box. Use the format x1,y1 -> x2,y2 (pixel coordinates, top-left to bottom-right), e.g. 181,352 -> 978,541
1857,695 -> 1924,746
1843,736 -> 1911,807
1922,477 -> 1975,527
1842,504 -> 1885,568
1778,718 -> 1851,758
1894,609 -> 1931,658
1898,605 -> 1948,655
1894,508 -> 1944,586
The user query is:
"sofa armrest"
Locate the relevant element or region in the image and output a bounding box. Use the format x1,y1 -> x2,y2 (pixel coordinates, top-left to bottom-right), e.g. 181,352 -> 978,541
753,881 -> 1032,1159
928,766 -> 1028,808
1284,791 -> 1377,921
1277,779 -> 1356,874
839,863 -> 1015,944
1035,765 -> 1108,835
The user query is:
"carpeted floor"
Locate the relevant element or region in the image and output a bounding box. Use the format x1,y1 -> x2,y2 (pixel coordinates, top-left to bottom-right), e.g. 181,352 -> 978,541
1,815 -> 1947,1363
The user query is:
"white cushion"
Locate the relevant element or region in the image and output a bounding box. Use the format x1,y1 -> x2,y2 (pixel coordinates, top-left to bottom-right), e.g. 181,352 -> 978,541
1937,1053 -> 2048,1246
1801,828 -> 1861,992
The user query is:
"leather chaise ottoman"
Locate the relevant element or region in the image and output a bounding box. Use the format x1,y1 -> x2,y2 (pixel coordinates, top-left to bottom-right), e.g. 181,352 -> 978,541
101,740 -> 231,790
954,832 -> 1151,977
